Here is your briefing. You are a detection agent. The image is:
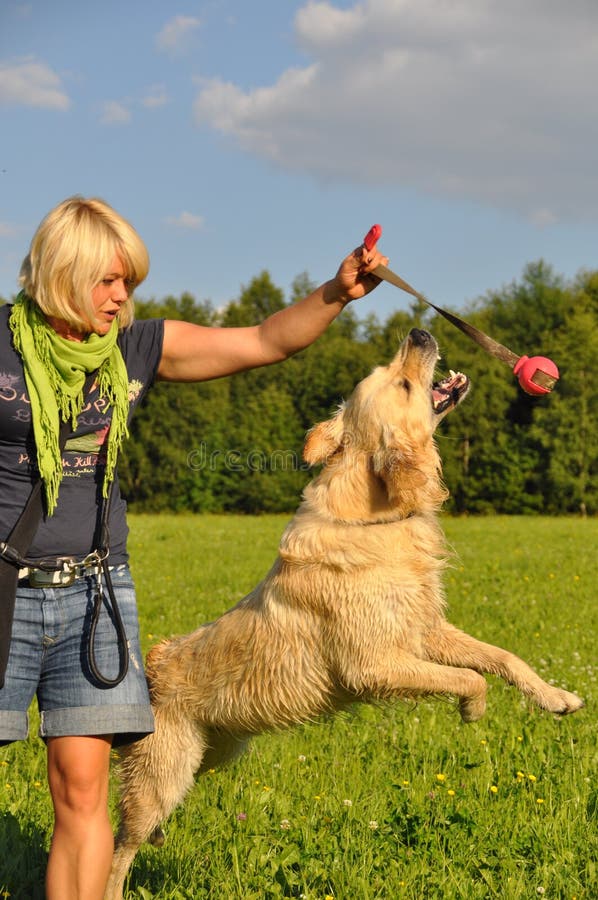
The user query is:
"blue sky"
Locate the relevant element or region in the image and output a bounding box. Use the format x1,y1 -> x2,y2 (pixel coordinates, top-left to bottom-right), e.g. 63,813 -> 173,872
1,0 -> 598,323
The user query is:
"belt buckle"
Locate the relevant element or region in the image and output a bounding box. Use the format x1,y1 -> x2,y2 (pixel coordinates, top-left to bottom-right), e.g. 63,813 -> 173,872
29,557 -> 77,588
55,556 -> 77,586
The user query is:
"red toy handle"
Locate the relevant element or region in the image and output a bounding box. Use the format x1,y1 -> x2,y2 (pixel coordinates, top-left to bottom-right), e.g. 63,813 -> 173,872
363,224 -> 382,251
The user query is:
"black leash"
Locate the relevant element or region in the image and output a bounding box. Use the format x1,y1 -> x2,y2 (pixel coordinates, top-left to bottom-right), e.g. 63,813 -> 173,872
87,478 -> 129,688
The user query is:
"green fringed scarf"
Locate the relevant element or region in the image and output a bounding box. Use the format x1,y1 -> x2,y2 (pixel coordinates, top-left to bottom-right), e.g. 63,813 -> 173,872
9,291 -> 129,515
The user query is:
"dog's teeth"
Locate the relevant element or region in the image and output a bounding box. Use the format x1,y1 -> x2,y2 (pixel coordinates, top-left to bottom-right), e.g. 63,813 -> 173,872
449,369 -> 457,378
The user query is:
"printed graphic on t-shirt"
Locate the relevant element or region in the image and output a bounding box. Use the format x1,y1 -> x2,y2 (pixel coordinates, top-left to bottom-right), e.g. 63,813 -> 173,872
1,373 -> 146,478
62,378 -> 144,474
0,372 -> 29,421
0,372 -> 21,400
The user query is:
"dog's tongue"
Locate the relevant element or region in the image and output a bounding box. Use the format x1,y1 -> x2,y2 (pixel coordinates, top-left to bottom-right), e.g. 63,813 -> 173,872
432,370 -> 469,413
432,386 -> 454,414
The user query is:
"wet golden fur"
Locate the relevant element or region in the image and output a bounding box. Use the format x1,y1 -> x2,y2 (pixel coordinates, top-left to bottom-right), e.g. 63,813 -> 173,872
106,330 -> 583,899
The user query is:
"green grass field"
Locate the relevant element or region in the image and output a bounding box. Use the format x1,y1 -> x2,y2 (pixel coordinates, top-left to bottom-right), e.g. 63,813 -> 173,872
1,515 -> 596,899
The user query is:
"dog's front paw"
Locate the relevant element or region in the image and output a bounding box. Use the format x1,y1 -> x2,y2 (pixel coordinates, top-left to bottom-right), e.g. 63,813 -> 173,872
543,687 -> 584,716
459,691 -> 486,723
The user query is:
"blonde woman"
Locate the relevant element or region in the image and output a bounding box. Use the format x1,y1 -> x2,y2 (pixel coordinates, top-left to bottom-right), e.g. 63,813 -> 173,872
0,195 -> 386,899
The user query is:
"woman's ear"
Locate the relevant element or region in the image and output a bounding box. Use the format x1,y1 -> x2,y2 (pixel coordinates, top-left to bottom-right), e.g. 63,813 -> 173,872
303,408 -> 345,465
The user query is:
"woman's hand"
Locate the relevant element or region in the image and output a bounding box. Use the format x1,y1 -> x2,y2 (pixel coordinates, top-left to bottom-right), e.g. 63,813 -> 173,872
327,240 -> 389,304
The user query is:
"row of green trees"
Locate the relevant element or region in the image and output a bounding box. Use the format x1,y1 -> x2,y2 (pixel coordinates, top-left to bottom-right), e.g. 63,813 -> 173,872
2,261 -> 596,514
121,262 -> 597,515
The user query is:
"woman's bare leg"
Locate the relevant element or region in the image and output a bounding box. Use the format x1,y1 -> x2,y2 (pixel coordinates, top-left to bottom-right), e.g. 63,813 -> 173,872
46,735 -> 114,900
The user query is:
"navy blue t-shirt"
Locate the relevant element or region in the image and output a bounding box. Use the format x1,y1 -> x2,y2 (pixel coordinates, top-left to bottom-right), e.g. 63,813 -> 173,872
0,305 -> 164,564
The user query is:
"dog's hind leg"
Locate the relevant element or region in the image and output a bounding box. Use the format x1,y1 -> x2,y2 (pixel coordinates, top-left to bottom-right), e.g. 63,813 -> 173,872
424,622 -> 584,716
105,708 -> 206,900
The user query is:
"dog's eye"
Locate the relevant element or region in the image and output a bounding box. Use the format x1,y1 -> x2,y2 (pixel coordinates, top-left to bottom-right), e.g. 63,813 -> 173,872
397,378 -> 411,394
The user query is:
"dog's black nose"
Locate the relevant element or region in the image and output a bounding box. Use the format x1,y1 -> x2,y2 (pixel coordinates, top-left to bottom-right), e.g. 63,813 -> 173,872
409,328 -> 432,347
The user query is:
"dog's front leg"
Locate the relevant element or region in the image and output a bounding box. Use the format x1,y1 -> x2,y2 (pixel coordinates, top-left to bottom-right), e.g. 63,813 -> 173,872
346,653 -> 488,722
424,622 -> 584,715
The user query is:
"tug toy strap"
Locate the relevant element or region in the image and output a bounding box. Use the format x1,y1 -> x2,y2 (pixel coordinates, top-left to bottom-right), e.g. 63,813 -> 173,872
363,225 -> 558,395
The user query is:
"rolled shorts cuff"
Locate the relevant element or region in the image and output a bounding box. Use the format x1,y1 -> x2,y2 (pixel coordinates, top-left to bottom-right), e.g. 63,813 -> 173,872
39,703 -> 155,746
0,709 -> 27,745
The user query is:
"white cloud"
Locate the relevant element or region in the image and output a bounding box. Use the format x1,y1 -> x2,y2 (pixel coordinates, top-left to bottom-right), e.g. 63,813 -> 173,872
0,221 -> 21,237
156,15 -> 201,54
142,84 -> 168,108
164,211 -> 205,230
0,58 -> 69,110
193,0 -> 598,223
528,208 -> 559,229
100,100 -> 131,125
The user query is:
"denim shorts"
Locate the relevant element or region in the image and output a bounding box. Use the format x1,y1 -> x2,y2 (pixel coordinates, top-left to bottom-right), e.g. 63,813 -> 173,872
0,565 -> 154,747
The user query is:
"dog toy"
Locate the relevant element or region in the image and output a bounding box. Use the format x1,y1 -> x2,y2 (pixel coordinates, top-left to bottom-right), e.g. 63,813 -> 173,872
363,224 -> 559,395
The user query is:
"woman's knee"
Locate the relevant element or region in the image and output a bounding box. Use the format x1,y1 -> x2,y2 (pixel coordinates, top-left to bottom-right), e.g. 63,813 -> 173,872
47,735 -> 112,819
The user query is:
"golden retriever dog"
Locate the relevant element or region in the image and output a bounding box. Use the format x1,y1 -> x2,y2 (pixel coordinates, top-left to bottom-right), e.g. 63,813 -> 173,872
106,328 -> 583,899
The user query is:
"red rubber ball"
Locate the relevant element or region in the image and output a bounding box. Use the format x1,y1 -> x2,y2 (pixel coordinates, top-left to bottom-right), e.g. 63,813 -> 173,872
513,356 -> 559,395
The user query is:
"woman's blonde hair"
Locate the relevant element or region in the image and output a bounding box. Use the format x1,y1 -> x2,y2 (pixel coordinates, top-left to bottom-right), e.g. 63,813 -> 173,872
19,195 -> 150,331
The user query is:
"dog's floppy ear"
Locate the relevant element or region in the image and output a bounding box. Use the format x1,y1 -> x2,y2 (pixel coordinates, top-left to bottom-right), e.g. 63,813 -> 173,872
303,408 -> 345,465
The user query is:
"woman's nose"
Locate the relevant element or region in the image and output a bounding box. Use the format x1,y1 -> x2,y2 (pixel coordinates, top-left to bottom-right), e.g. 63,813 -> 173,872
113,278 -> 129,301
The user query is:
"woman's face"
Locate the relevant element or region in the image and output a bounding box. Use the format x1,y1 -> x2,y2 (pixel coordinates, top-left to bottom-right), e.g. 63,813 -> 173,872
89,253 -> 132,336
45,252 -> 133,341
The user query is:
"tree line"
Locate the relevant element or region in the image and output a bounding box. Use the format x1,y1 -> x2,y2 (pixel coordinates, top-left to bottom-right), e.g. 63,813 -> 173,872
2,261 -> 596,515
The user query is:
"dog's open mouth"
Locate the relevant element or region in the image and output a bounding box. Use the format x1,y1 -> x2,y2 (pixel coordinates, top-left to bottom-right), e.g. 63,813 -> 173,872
432,370 -> 469,415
